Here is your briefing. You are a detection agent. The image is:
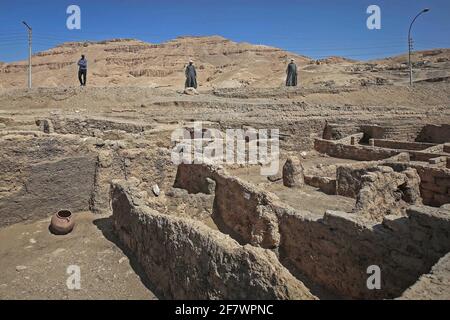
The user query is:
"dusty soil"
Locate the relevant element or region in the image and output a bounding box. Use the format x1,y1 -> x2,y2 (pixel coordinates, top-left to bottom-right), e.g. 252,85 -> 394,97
0,212 -> 157,300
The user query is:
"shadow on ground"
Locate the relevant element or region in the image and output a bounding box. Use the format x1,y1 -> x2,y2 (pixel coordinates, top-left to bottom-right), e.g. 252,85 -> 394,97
93,216 -> 162,299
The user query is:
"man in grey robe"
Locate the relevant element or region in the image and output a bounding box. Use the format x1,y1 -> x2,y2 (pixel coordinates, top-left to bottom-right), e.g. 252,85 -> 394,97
286,58 -> 298,87
185,59 -> 197,89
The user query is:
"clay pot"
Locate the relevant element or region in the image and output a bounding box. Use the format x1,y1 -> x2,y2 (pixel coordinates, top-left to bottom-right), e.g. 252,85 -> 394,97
50,210 -> 75,235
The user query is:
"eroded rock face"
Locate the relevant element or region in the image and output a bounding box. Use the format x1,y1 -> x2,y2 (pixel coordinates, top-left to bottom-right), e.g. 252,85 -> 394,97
283,157 -> 304,188
111,181 -> 316,300
354,166 -> 422,221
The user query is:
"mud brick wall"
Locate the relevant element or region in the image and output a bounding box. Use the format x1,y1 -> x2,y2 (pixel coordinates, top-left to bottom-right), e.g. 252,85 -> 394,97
174,163 -> 282,249
44,116 -> 152,136
416,124 -> 450,144
323,123 -> 423,142
212,172 -> 282,249
173,163 -> 218,194
0,156 -> 97,227
361,123 -> 425,142
408,150 -> 449,162
174,163 -> 450,299
411,165 -> 450,207
372,139 -> 436,151
444,144 -> 450,153
111,181 -> 315,300
279,206 -> 450,299
217,118 -> 326,152
315,138 -> 447,163
336,162 -> 380,198
322,123 -> 360,140
314,138 -> 398,161
399,252 -> 450,299
304,176 -> 336,195
0,135 -> 98,227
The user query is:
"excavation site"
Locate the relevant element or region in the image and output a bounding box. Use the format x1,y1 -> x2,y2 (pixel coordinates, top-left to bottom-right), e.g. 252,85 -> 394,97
0,81 -> 449,300
1,7 -> 450,301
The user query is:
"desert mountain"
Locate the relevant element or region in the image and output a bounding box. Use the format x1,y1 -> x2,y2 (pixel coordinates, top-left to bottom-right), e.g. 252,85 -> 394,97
0,36 -> 312,89
0,36 -> 449,89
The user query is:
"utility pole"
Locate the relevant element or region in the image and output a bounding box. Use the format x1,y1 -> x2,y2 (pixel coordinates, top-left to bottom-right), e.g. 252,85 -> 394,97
22,21 -> 32,89
408,8 -> 430,86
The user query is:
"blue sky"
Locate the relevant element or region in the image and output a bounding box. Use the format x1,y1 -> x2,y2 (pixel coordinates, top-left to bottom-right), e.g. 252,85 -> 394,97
0,0 -> 449,62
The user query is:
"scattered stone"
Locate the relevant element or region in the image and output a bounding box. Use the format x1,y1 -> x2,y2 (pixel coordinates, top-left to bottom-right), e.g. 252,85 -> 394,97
152,184 -> 160,196
15,265 -> 27,272
184,87 -> 199,95
118,257 -> 127,264
51,248 -> 66,256
29,238 -> 36,244
267,173 -> 282,182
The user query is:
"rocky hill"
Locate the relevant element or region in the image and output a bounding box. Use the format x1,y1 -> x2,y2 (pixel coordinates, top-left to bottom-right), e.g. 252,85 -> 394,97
0,36 -> 449,89
0,36 -> 312,89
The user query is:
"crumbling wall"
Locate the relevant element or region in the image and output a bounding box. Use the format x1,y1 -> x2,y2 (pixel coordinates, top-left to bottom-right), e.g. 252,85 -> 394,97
416,124 -> 450,144
174,163 -> 283,249
354,166 -> 422,220
322,122 -> 360,140
399,252 -> 450,300
93,147 -> 178,213
173,163 -> 217,194
212,172 -> 282,249
304,176 -> 336,195
372,139 -> 436,151
314,138 -> 398,161
111,181 -> 316,300
336,162 -> 380,198
315,138 -> 448,163
173,163 -> 450,299
39,116 -> 152,136
279,206 -> 450,299
410,164 -> 450,207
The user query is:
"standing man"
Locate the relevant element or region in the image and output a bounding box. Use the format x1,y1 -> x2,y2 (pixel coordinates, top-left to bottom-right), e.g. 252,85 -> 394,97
185,59 -> 197,89
286,58 -> 298,87
77,54 -> 87,86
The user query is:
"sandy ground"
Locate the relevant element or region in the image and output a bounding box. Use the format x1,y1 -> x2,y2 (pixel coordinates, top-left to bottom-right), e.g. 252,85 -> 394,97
0,212 -> 157,300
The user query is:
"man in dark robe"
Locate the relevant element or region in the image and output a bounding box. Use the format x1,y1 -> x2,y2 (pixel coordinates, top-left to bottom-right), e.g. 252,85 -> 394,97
286,58 -> 298,87
185,59 -> 197,89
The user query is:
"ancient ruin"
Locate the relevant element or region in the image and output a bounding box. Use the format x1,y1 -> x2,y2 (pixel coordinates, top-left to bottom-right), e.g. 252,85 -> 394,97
0,87 -> 449,299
